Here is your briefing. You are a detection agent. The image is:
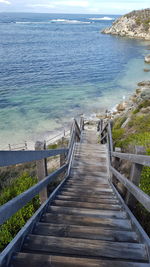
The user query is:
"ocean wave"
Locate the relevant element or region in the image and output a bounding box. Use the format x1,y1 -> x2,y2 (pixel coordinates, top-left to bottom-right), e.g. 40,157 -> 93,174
50,19 -> 91,24
89,17 -> 115,21
15,21 -> 50,24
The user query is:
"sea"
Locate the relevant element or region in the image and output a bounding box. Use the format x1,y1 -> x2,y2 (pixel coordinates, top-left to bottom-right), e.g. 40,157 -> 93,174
0,13 -> 150,149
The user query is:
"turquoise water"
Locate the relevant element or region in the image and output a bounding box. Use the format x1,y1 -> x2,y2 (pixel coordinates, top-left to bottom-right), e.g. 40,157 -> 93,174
0,13 -> 149,149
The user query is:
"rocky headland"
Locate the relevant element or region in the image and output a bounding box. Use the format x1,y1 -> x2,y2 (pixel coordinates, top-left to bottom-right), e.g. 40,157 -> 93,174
102,9 -> 150,40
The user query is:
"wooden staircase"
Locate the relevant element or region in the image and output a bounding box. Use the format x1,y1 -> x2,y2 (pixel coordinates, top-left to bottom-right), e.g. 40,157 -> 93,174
11,126 -> 150,266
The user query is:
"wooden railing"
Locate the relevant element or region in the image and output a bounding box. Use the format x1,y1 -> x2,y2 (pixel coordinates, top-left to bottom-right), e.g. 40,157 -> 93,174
0,117 -> 84,266
99,119 -> 150,212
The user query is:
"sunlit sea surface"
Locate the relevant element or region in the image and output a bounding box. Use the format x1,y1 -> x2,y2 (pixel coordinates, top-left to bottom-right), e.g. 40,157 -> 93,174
0,13 -> 149,148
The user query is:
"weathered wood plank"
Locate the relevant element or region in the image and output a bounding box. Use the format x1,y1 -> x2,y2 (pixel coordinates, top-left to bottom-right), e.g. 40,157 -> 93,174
59,191 -> 115,198
60,189 -> 114,197
41,213 -> 132,230
48,206 -> 127,219
62,187 -> 113,193
34,223 -> 137,242
52,200 -> 122,211
56,195 -> 119,204
0,149 -> 68,167
112,152 -> 150,167
12,253 -> 150,267
23,235 -> 147,261
110,166 -> 150,212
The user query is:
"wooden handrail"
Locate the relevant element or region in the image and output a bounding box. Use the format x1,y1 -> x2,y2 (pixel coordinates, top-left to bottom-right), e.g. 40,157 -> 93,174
100,122 -> 108,135
0,164 -> 68,225
99,118 -> 150,214
110,166 -> 150,212
0,149 -> 68,167
112,152 -> 150,167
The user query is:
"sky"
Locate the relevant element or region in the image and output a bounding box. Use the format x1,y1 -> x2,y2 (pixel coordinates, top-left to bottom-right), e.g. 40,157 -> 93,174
0,0 -> 149,14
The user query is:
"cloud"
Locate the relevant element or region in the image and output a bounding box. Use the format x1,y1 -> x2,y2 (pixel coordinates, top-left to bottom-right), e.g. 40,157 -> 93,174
28,3 -> 55,8
0,0 -> 11,4
28,0 -> 89,9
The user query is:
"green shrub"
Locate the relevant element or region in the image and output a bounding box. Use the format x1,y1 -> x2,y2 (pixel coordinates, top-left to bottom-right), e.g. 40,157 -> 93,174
112,128 -> 125,147
132,100 -> 150,114
0,172 -> 40,251
113,116 -> 127,129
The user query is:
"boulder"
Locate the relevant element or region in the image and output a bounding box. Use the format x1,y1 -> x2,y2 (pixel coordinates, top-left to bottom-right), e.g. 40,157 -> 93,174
137,81 -> 150,87
144,69 -> 150,72
116,102 -> 127,112
145,55 -> 150,63
140,89 -> 150,100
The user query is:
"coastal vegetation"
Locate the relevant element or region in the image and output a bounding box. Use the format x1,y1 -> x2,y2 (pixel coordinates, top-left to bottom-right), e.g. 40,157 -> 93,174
0,172 -> 40,251
112,84 -> 150,234
0,136 -> 69,251
102,8 -> 150,40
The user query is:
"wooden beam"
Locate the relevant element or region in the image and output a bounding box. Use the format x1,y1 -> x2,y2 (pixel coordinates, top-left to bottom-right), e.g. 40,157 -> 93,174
112,152 -> 150,167
0,149 -> 68,167
0,164 -> 68,225
110,166 -> 150,212
126,146 -> 146,207
35,141 -> 48,204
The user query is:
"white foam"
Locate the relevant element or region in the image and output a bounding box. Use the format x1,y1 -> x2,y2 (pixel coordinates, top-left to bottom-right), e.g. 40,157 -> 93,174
89,17 -> 115,21
15,21 -> 50,24
50,19 -> 91,24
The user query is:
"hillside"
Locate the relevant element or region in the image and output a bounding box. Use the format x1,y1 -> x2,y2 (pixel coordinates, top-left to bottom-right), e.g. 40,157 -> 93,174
102,9 -> 150,40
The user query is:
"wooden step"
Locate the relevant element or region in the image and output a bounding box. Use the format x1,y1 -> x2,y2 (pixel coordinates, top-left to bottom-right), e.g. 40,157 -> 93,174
33,223 -> 138,242
64,183 -> 110,189
22,235 -> 148,261
60,190 -> 115,197
59,191 -> 116,198
47,206 -> 127,219
71,166 -> 108,173
56,195 -> 119,204
73,161 -> 107,167
66,180 -> 109,186
52,200 -> 122,211
74,156 -> 107,163
41,213 -> 132,230
70,171 -> 108,178
62,187 -> 113,193
12,253 -> 150,267
68,176 -> 109,183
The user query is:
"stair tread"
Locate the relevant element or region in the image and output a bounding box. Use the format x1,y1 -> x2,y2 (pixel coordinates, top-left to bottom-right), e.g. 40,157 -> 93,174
56,195 -> 119,204
41,213 -> 132,230
52,200 -> 122,211
12,253 -> 150,267
47,206 -> 127,219
33,222 -> 138,242
22,235 -> 148,261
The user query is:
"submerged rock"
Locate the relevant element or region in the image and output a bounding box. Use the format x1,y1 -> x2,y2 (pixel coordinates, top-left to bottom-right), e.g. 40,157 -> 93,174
102,9 -> 150,40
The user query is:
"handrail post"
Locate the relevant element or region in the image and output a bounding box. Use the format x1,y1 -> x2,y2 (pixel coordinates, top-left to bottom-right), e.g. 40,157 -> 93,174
125,146 -> 146,208
35,141 -> 48,204
80,115 -> 84,131
112,147 -> 121,185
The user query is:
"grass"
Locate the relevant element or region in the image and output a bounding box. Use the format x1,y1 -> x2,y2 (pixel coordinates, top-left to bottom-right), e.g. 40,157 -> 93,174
0,172 -> 40,251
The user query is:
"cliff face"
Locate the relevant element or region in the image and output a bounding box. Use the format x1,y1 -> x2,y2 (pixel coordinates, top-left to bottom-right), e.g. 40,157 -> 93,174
102,9 -> 150,40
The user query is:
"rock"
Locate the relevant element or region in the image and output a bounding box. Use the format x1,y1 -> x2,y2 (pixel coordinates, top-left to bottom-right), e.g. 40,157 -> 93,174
144,68 -> 150,72
140,89 -> 150,100
116,102 -> 127,112
145,55 -> 150,63
101,9 -> 150,41
141,106 -> 150,113
137,81 -> 150,87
